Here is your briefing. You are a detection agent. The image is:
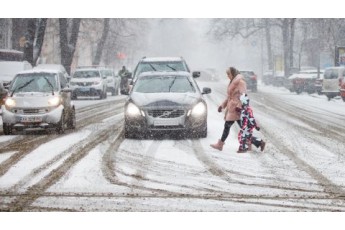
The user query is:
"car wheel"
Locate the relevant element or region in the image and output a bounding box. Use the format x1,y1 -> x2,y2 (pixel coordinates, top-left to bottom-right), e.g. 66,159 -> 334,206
3,123 -> 12,135
67,108 -> 76,129
56,113 -> 65,134
342,96 -> 345,102
104,90 -> 107,99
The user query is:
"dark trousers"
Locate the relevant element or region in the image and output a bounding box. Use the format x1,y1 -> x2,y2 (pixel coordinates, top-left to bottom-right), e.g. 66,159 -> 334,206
221,120 -> 241,142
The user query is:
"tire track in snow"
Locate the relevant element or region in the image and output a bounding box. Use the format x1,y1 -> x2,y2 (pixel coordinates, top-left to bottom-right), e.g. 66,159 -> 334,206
0,101 -> 124,178
3,122 -> 123,211
251,93 -> 345,197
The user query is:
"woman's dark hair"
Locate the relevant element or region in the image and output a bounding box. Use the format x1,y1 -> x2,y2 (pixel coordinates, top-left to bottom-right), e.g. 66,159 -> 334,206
229,67 -> 240,77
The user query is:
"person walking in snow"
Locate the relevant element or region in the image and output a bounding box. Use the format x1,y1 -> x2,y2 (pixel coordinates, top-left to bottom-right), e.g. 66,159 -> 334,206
237,93 -> 266,153
210,67 -> 246,151
118,66 -> 131,94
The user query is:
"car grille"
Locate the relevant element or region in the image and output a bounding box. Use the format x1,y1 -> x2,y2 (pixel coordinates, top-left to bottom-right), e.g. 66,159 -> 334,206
12,108 -> 49,114
147,109 -> 185,118
76,82 -> 94,86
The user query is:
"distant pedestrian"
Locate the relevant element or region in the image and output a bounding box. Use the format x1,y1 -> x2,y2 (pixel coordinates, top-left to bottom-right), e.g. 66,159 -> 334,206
237,93 -> 266,153
210,67 -> 246,151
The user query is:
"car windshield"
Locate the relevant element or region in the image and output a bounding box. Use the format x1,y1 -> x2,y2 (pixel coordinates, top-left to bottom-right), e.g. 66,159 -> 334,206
136,62 -> 187,75
73,70 -> 100,78
10,73 -> 58,93
324,69 -> 340,79
133,75 -> 195,93
101,69 -> 113,77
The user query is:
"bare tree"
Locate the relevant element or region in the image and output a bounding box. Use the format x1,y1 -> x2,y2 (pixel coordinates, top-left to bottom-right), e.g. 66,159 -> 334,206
23,18 -> 47,66
92,19 -> 110,65
59,18 -> 81,74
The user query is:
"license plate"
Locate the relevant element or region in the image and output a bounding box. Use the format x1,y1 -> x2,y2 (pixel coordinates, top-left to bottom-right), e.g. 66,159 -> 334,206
80,88 -> 90,92
21,116 -> 42,123
154,119 -> 179,126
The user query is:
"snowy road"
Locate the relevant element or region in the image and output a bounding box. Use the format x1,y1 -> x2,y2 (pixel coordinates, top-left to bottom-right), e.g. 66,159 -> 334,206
0,82 -> 345,211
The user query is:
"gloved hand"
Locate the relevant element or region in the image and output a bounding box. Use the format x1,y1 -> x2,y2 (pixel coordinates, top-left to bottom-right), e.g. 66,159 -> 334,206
235,107 -> 241,113
218,106 -> 222,113
255,126 -> 260,131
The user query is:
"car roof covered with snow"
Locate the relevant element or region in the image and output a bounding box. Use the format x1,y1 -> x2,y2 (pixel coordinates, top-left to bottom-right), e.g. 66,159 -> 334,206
15,68 -> 62,75
141,57 -> 184,62
137,71 -> 191,78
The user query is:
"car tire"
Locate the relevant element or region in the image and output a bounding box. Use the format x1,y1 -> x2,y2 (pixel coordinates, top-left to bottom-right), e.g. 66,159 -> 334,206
67,108 -> 76,129
342,96 -> 345,102
56,113 -> 65,134
3,123 -> 12,135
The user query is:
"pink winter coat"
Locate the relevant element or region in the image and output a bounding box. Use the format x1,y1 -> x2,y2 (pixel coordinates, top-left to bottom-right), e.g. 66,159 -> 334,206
221,75 -> 247,121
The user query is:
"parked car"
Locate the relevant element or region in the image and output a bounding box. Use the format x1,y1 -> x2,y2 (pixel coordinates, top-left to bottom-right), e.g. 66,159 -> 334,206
69,67 -> 108,100
272,71 -> 285,87
1,69 -> 76,135
262,70 -> 274,85
314,71 -> 325,95
321,66 -> 345,100
132,56 -> 200,82
0,61 -> 32,89
34,64 -> 70,82
240,70 -> 257,92
100,68 -> 120,96
287,69 -> 323,94
124,71 -> 211,138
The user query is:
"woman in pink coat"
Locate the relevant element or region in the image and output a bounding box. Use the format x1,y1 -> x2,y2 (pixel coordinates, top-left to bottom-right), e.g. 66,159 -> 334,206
210,67 -> 247,151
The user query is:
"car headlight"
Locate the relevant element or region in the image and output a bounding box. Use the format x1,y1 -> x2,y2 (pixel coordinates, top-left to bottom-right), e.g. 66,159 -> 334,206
48,96 -> 61,106
190,102 -> 206,117
5,98 -> 16,108
126,102 -> 144,117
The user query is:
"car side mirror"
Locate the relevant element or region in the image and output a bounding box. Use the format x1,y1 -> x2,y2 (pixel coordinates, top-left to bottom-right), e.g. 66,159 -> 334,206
202,87 -> 211,94
193,71 -> 201,78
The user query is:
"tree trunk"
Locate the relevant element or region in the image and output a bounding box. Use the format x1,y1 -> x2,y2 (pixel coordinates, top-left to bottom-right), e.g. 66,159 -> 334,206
23,19 -> 36,66
264,19 -> 273,70
59,18 -> 81,75
33,18 -> 47,65
92,18 -> 110,65
11,19 -> 27,51
282,19 -> 290,77
289,19 -> 296,69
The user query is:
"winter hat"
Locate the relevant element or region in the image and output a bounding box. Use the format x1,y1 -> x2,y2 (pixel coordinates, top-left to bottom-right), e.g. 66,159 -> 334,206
240,93 -> 249,106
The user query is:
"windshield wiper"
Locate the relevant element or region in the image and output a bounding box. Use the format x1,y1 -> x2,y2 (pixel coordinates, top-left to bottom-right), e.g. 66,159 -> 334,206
166,65 -> 176,71
168,76 -> 177,92
10,79 -> 35,97
149,64 -> 157,71
43,77 -> 55,95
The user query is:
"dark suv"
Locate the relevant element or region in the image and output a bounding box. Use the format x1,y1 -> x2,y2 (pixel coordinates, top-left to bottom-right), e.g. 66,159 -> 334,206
240,70 -> 257,92
132,57 -> 200,82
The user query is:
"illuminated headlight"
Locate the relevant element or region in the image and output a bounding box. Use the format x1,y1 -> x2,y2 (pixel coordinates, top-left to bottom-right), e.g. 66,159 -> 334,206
5,98 -> 16,108
191,102 -> 206,117
126,103 -> 145,117
48,96 -> 61,106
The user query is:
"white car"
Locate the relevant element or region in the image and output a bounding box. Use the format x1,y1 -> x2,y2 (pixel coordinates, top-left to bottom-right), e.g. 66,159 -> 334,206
322,66 -> 345,100
100,68 -> 120,96
2,69 -> 76,134
69,67 -> 108,100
